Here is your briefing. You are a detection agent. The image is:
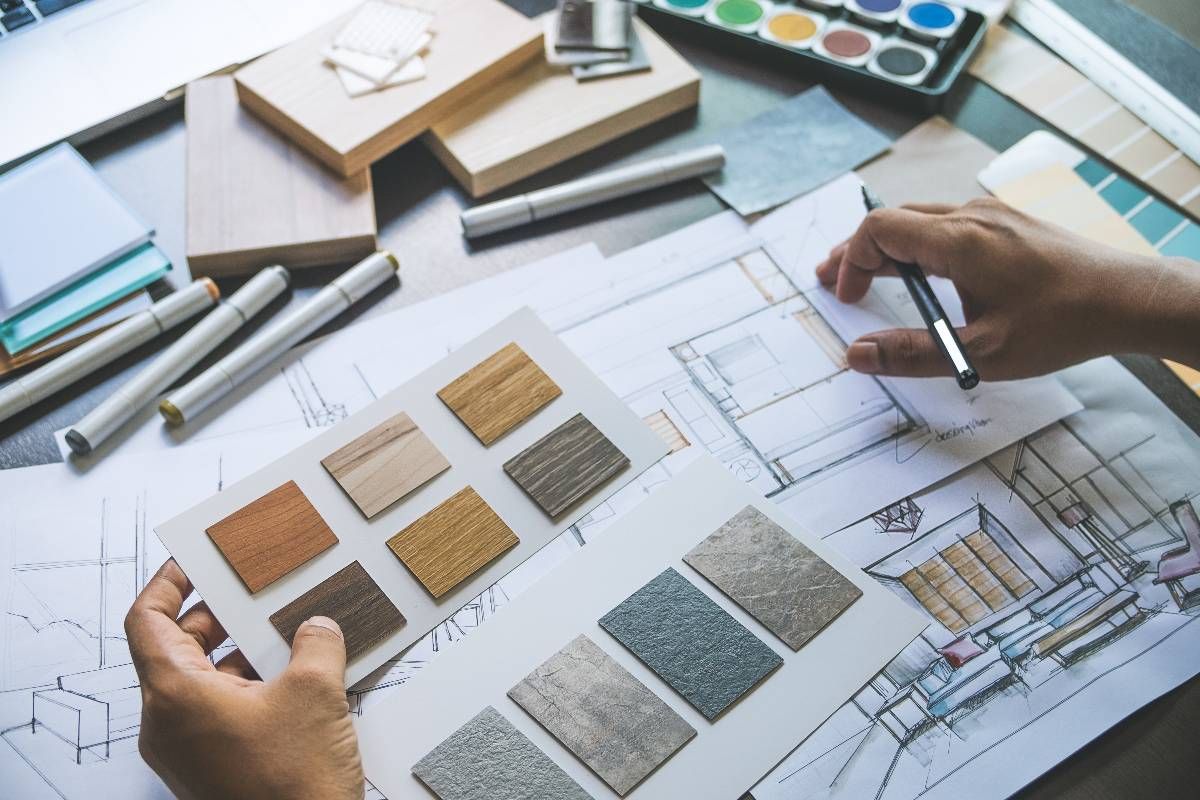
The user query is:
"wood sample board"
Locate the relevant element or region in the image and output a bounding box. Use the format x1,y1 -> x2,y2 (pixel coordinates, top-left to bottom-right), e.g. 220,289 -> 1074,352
185,76 -> 378,277
425,17 -> 700,197
234,0 -> 543,176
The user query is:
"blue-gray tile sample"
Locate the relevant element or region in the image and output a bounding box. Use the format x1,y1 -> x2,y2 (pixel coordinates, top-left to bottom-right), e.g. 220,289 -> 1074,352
598,567 -> 783,721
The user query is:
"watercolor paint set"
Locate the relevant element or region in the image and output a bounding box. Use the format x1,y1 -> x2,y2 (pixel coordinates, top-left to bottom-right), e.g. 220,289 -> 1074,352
633,0 -> 988,109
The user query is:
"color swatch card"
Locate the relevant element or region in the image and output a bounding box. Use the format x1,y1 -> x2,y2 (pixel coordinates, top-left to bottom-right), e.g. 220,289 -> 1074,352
356,456 -> 927,799
156,309 -> 669,686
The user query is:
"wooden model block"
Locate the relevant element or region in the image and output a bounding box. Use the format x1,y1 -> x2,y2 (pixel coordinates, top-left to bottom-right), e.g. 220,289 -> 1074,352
437,342 -> 561,446
233,0 -> 543,177
185,76 -> 378,278
503,413 -> 628,518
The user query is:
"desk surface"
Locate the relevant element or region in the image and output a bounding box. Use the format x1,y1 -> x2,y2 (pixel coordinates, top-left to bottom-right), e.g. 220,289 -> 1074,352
2,2 -> 1198,798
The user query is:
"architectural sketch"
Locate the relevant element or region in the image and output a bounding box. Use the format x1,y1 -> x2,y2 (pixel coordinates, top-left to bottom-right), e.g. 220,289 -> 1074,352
874,498 -> 925,536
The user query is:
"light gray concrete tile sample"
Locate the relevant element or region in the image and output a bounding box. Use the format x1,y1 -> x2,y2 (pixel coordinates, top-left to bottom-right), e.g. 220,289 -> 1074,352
508,634 -> 696,796
411,706 -> 593,800
598,567 -> 783,721
684,505 -> 863,651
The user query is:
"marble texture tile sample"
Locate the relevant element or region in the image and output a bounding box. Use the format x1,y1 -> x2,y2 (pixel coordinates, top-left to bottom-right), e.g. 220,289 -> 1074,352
321,411 -> 450,518
599,567 -> 783,721
503,413 -> 629,518
508,634 -> 695,796
683,505 -> 863,651
205,480 -> 338,593
268,561 -> 405,662
437,342 -> 561,445
412,705 -> 593,800
386,487 -> 518,599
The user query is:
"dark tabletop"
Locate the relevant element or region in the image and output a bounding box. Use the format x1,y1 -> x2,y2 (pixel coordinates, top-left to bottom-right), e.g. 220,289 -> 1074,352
2,1 -> 1198,797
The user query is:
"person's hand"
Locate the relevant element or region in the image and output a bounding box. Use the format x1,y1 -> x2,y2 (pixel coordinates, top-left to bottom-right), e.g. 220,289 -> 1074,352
126,560 -> 363,800
815,197 -> 1200,380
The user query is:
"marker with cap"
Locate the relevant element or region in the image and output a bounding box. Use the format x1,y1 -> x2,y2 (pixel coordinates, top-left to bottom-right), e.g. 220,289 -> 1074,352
0,279 -> 219,425
859,183 -> 980,390
160,251 -> 399,425
66,266 -> 292,455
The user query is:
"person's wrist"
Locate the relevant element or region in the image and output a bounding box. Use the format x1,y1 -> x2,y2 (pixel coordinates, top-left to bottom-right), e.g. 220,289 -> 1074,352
1108,256 -> 1200,366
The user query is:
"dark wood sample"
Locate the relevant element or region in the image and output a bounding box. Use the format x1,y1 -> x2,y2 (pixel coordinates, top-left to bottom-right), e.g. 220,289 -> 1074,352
503,413 -> 629,518
205,480 -> 338,594
436,342 -> 562,446
269,561 -> 406,662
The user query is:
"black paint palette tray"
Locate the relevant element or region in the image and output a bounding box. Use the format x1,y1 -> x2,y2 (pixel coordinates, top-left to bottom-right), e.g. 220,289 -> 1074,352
634,0 -> 988,111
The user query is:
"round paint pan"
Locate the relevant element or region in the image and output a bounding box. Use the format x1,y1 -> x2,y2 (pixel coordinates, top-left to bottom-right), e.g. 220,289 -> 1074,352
813,21 -> 881,67
899,1 -> 966,40
706,0 -> 772,33
758,9 -> 827,50
845,0 -> 903,25
653,0 -> 714,18
868,37 -> 939,85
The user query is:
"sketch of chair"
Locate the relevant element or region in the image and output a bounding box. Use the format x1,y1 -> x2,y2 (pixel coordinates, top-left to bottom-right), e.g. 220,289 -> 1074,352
1153,499 -> 1200,610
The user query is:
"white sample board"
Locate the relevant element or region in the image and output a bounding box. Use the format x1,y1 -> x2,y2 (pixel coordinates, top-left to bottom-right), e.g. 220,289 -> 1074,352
357,455 -> 928,799
156,309 -> 669,686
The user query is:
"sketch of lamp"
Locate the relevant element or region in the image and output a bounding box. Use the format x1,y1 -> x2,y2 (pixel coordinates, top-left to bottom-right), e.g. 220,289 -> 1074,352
1152,499 -> 1200,610
1055,498 -> 1149,580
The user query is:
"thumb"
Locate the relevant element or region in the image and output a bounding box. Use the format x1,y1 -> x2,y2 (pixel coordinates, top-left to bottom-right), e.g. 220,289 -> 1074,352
283,616 -> 347,689
846,329 -> 952,378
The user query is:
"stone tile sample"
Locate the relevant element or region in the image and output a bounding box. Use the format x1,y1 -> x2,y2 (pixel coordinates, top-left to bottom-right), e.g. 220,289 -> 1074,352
437,342 -> 562,446
599,567 -> 783,721
412,705 -> 593,800
386,486 -> 518,599
206,480 -> 338,594
683,505 -> 862,651
321,411 -> 450,518
503,413 -> 629,518
508,634 -> 695,796
268,561 -> 405,662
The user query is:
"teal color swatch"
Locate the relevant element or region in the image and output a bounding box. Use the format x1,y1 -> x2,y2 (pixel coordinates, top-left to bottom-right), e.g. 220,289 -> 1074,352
1161,224 -> 1200,259
1129,201 -> 1184,245
1098,176 -> 1146,215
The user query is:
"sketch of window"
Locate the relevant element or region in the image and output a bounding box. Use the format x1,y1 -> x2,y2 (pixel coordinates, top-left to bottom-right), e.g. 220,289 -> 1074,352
283,358 -> 347,428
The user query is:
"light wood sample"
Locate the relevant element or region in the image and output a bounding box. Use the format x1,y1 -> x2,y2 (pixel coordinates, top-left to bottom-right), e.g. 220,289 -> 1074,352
503,413 -> 628,518
269,561 -> 406,662
321,411 -> 450,518
424,17 -> 700,197
233,0 -> 543,177
386,486 -> 518,599
206,480 -> 338,594
185,76 -> 378,278
437,342 -> 561,446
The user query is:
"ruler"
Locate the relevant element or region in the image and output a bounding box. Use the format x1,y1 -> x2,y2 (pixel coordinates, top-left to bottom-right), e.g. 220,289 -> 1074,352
1009,0 -> 1200,165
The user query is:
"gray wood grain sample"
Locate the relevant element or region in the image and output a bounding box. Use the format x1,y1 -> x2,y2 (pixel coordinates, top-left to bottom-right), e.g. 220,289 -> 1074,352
503,412 -> 629,518
412,706 -> 593,800
684,505 -> 862,651
508,634 -> 695,796
268,561 -> 405,663
599,567 -> 783,721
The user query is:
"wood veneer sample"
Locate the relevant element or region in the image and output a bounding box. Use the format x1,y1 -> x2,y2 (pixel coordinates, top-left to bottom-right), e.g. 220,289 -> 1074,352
321,412 -> 450,519
503,413 -> 628,518
386,487 -> 518,599
185,76 -> 378,278
233,0 -> 543,176
269,561 -> 405,662
437,342 -> 561,446
425,17 -> 700,197
206,480 -> 338,594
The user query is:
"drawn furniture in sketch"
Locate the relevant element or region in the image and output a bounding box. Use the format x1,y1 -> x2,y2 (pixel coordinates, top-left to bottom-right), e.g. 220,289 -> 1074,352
31,663 -> 141,763
1153,499 -> 1200,611
877,682 -> 937,744
914,640 -> 1013,721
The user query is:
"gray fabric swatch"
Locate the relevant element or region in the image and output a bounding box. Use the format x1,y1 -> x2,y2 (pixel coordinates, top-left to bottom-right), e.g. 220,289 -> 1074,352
684,505 -> 862,651
704,86 -> 892,215
412,706 -> 593,800
599,567 -> 783,721
508,634 -> 696,796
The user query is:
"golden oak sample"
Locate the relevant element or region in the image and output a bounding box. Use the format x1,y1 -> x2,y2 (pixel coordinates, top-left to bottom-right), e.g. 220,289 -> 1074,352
437,342 -> 561,446
386,487 -> 518,599
321,412 -> 450,518
206,480 -> 338,594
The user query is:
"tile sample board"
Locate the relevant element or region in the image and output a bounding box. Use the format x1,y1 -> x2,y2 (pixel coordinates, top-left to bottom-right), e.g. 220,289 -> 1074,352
356,456 -> 928,799
683,506 -> 862,651
233,0 -> 543,176
185,76 -> 378,278
156,309 -> 668,686
504,413 -> 629,518
438,341 -> 562,446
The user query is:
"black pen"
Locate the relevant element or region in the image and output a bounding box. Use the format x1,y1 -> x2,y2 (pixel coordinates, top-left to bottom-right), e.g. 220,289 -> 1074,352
859,183 -> 979,390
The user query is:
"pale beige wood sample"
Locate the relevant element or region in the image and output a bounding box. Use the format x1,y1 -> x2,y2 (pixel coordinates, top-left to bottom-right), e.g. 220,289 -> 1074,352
321,411 -> 450,519
424,17 -> 700,197
437,341 -> 562,446
184,76 -> 378,278
233,0 -> 543,177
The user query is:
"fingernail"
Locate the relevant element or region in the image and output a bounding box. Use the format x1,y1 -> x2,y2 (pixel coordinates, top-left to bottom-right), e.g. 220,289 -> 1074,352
303,616 -> 343,638
846,341 -> 881,373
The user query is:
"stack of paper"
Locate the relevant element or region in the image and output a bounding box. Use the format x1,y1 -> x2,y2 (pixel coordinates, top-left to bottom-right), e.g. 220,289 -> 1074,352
323,1 -> 434,97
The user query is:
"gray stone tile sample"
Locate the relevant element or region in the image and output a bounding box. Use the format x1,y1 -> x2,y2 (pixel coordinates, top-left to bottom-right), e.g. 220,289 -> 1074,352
411,706 -> 593,800
683,505 -> 863,651
508,634 -> 696,796
599,567 -> 783,721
